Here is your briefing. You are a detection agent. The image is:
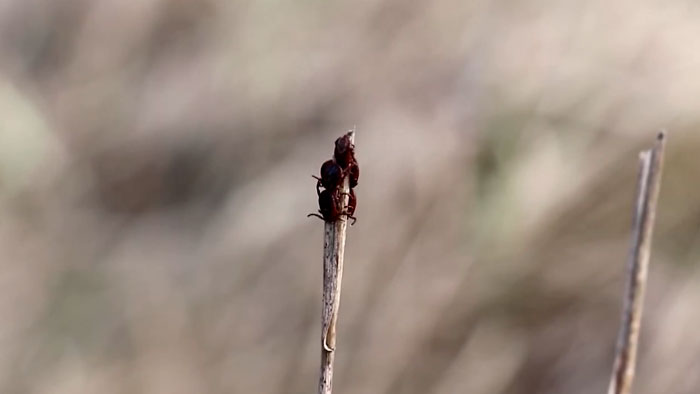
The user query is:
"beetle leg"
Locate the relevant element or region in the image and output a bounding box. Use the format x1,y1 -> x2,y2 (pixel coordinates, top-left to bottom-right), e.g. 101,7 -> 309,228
307,213 -> 325,221
342,213 -> 357,225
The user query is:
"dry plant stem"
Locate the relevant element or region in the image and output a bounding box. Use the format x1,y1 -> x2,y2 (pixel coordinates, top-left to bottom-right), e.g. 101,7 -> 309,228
318,130 -> 354,394
608,132 -> 666,394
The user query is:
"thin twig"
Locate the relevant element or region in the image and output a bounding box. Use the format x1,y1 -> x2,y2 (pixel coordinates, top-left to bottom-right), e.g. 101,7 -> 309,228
608,131 -> 666,394
318,129 -> 355,394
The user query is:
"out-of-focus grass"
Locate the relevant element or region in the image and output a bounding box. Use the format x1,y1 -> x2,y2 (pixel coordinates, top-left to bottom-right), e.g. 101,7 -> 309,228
1,1 -> 700,393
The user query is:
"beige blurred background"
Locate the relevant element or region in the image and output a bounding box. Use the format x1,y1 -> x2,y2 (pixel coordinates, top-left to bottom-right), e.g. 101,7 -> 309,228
1,1 -> 700,393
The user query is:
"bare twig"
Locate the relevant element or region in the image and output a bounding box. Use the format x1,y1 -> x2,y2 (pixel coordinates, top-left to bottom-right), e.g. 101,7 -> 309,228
318,129 -> 355,394
608,131 -> 666,394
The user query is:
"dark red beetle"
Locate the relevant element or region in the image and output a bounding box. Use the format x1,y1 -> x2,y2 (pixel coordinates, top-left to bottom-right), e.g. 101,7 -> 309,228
312,159 -> 343,194
334,133 -> 356,170
307,189 -> 339,222
309,131 -> 359,225
307,188 -> 356,225
334,133 -> 359,187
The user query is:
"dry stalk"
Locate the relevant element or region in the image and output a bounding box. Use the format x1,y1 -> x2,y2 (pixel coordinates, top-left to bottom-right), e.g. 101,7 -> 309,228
318,130 -> 355,394
608,132 -> 666,394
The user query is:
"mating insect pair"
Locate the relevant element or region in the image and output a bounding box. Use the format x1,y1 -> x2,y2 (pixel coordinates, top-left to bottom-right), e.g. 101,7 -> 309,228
308,133 -> 360,224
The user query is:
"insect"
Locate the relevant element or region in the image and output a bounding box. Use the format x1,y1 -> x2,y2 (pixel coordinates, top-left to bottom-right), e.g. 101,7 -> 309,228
307,188 -> 356,225
309,131 -> 359,225
333,133 -> 357,170
334,133 -> 359,188
312,159 -> 344,194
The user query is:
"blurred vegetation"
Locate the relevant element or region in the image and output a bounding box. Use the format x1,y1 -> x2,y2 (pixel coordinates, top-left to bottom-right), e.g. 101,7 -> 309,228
1,1 -> 700,393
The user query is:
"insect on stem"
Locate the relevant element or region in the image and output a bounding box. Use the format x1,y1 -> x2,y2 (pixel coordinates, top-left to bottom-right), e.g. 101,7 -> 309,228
317,129 -> 356,394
